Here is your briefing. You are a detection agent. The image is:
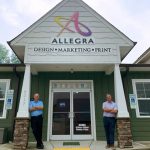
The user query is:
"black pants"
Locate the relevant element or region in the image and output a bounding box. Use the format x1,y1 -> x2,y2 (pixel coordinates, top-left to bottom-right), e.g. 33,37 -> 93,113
103,117 -> 116,145
31,115 -> 43,146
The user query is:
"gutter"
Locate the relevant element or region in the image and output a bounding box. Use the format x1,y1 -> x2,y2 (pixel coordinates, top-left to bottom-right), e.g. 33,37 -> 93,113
13,66 -> 21,117
10,66 -> 21,141
121,42 -> 137,61
120,64 -> 150,67
0,64 -> 25,67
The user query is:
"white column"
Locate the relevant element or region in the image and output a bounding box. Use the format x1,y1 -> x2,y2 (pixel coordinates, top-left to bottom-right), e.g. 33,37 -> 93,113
114,64 -> 129,118
17,64 -> 31,118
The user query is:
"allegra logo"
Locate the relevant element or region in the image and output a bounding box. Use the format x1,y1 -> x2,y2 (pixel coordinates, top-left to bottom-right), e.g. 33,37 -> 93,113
54,12 -> 92,37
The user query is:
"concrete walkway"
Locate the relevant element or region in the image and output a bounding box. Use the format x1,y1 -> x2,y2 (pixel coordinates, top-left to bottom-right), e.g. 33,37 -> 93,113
0,141 -> 150,150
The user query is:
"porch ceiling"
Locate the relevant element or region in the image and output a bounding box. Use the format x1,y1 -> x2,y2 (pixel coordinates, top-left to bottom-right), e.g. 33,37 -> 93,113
30,64 -> 114,74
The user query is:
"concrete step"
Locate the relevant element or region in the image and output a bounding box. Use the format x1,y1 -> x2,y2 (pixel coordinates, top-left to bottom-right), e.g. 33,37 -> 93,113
0,141 -> 150,150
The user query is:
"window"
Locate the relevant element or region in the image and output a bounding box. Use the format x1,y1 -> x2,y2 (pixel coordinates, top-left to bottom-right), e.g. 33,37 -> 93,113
132,79 -> 150,118
0,79 -> 10,118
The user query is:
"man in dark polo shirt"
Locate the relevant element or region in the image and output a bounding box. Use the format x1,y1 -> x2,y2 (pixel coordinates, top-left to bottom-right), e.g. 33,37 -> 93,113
103,94 -> 118,150
29,93 -> 44,149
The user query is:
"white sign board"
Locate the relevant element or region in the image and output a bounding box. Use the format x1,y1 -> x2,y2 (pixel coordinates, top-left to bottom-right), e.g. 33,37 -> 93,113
24,43 -> 120,64
129,94 -> 137,109
6,90 -> 14,109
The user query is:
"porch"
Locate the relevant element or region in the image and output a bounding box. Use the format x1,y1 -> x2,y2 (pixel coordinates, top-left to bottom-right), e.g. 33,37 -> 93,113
1,141 -> 150,150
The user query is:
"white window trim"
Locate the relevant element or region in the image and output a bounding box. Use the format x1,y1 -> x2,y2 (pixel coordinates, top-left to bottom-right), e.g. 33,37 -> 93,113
0,79 -> 10,119
132,79 -> 150,118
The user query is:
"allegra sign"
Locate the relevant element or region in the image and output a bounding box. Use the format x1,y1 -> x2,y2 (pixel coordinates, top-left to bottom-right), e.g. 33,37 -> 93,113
55,12 -> 92,37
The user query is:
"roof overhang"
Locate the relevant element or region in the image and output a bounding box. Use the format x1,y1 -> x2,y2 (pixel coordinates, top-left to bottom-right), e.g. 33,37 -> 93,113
0,64 -> 25,72
120,64 -> 150,72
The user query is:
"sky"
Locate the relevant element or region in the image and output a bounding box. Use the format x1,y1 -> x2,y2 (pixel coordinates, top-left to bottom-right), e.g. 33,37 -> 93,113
0,0 -> 150,63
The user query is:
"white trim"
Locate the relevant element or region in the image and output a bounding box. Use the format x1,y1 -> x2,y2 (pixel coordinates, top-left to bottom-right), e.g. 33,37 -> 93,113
114,64 -> 129,118
135,49 -> 150,64
47,80 -> 96,141
91,80 -> 96,141
16,64 -> 31,118
132,79 -> 150,118
47,80 -> 52,141
0,79 -> 10,119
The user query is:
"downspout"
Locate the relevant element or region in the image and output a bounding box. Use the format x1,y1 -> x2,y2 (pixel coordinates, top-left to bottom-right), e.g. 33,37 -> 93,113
11,66 -> 21,140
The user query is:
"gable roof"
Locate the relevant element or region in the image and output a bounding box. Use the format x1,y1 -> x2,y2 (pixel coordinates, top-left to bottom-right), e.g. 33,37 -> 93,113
8,0 -> 135,62
134,47 -> 150,64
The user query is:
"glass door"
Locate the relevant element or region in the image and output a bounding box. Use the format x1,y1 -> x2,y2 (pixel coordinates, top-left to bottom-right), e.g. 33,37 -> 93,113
52,92 -> 71,139
50,87 -> 93,140
72,91 -> 92,140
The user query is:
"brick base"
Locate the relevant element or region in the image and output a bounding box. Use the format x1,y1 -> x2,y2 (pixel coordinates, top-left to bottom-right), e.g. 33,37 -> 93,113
117,118 -> 133,149
13,118 -> 30,150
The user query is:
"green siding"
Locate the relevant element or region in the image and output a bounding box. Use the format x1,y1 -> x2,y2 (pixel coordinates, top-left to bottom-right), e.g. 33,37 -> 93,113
0,72 -> 24,142
122,71 -> 150,141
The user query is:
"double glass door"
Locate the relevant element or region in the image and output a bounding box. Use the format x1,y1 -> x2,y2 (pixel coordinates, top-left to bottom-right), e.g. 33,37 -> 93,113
51,90 -> 92,140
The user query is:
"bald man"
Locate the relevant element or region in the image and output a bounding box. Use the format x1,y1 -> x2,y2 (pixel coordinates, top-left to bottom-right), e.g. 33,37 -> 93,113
29,93 -> 44,149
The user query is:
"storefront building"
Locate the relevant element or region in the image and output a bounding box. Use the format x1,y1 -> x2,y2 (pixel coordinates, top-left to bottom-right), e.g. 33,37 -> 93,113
0,0 -> 150,149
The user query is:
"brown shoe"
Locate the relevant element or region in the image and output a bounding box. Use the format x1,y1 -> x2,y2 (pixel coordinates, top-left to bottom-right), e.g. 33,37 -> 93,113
105,145 -> 110,149
109,144 -> 116,150
110,146 -> 116,150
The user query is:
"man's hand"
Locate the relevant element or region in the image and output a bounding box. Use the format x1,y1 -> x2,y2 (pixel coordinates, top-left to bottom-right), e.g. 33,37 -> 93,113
103,108 -> 118,113
29,106 -> 43,112
34,106 -> 43,110
29,107 -> 37,112
110,109 -> 118,113
103,108 -> 112,112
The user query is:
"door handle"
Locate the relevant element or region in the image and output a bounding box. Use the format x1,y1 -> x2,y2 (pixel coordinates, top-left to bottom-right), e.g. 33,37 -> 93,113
68,112 -> 74,118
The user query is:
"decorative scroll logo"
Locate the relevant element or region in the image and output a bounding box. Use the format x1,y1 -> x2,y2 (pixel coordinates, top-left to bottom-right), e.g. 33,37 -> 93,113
55,12 -> 92,37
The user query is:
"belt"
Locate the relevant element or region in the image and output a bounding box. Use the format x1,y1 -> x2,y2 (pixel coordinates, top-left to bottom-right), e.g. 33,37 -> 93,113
31,114 -> 43,118
103,116 -> 115,118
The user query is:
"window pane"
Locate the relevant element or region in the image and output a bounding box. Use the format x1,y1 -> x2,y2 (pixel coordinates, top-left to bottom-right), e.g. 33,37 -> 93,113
52,92 -> 70,135
138,100 -> 150,116
137,91 -> 145,98
74,113 -> 91,135
0,82 -> 6,98
73,92 -> 90,112
144,83 -> 150,90
144,83 -> 150,98
0,101 -> 4,117
136,83 -> 146,98
136,83 -> 144,91
52,113 -> 70,135
53,92 -> 70,112
145,90 -> 150,98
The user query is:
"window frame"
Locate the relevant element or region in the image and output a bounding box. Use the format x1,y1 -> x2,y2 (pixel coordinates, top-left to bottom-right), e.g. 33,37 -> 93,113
0,79 -> 10,119
132,79 -> 150,118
